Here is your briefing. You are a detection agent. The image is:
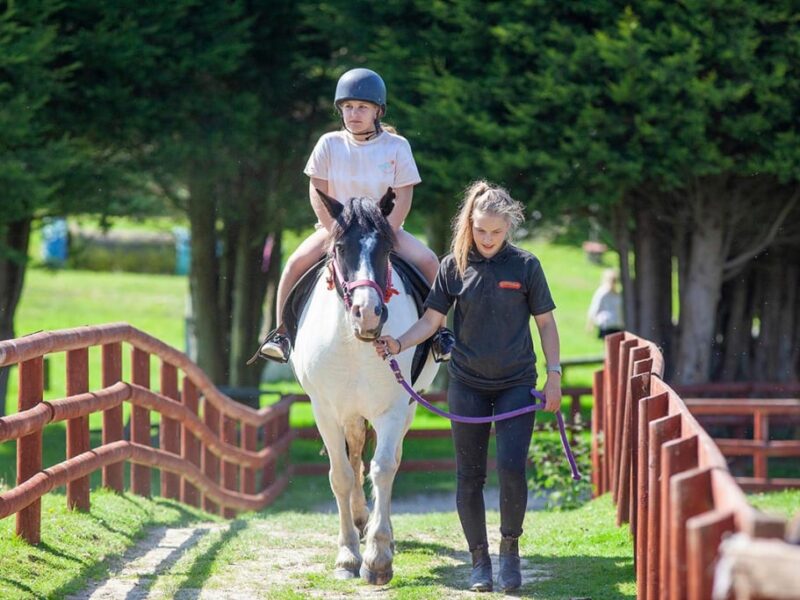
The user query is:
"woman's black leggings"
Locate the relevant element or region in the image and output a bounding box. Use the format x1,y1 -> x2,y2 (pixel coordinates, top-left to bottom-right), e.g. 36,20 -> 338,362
448,378 -> 536,551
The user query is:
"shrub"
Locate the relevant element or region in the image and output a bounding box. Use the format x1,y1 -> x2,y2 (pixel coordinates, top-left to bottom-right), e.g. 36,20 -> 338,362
529,417 -> 593,510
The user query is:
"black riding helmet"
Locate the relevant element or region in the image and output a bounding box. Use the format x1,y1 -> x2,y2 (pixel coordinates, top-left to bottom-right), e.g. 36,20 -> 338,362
334,68 -> 387,138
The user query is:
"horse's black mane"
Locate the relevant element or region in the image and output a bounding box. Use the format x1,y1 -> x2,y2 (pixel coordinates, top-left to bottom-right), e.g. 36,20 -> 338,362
328,196 -> 397,250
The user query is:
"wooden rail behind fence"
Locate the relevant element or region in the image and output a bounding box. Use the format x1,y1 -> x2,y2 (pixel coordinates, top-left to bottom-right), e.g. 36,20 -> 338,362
0,323 -> 294,544
592,331 -> 798,600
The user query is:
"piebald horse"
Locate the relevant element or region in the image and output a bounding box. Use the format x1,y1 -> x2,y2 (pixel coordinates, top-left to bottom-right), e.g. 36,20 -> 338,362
290,188 -> 438,584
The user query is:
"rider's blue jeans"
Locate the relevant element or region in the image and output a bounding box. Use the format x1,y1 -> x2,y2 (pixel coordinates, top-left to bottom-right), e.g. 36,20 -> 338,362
448,378 -> 536,551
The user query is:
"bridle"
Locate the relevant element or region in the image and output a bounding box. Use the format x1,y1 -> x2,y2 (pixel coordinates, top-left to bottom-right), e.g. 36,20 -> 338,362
327,250 -> 399,320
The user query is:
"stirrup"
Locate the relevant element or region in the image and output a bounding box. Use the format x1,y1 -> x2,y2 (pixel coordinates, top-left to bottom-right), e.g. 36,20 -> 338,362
431,327 -> 455,363
246,328 -> 291,365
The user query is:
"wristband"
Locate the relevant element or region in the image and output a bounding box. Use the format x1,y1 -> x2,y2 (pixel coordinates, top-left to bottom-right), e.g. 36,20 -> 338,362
546,364 -> 562,376
396,339 -> 402,354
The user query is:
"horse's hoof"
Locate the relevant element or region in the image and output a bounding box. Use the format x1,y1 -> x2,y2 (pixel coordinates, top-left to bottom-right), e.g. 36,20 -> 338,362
334,567 -> 359,580
360,564 -> 393,585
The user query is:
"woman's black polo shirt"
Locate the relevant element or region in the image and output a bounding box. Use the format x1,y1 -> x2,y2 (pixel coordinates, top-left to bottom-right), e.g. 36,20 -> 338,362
424,243 -> 556,390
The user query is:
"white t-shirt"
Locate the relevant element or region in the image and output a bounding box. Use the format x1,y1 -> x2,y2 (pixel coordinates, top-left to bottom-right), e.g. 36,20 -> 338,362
587,287 -> 624,329
304,130 -> 421,202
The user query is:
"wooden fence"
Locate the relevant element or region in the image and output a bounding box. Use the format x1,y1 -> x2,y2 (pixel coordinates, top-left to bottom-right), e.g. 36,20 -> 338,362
290,387 -> 593,475
685,398 -> 800,491
0,323 -> 293,544
592,331 -> 796,600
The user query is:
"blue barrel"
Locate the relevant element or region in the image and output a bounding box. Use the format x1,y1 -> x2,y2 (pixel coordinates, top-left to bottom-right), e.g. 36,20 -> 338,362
173,227 -> 190,275
41,217 -> 68,265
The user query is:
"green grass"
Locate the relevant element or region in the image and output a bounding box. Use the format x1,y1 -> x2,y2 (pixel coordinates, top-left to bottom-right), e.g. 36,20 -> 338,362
747,489 -> 800,519
0,488 -> 218,600
107,491 -> 635,599
0,480 -> 631,600
4,268 -> 187,417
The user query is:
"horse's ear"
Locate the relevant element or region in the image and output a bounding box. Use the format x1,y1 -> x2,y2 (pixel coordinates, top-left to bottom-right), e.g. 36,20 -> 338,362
316,188 -> 343,220
379,187 -> 395,217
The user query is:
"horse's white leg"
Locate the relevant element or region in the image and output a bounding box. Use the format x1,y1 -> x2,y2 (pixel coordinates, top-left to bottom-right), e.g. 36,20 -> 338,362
318,422 -> 362,579
360,409 -> 409,585
344,418 -> 369,539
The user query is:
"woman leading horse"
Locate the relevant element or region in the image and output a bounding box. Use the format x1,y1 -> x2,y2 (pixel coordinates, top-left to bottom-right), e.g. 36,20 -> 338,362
375,180 -> 562,593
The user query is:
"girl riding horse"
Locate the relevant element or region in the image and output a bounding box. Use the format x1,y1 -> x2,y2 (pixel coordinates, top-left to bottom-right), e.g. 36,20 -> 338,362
257,68 -> 453,363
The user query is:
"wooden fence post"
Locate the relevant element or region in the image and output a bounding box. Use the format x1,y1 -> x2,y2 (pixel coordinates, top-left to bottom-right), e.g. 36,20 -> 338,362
242,424 -> 257,495
101,342 -> 124,492
160,361 -> 181,500
636,392 -> 668,600
669,468 -> 714,600
687,509 -> 735,600
617,363 -> 649,528
202,397 -> 221,514
222,416 -> 238,518
646,413 -> 682,600
613,339 -> 639,499
659,435 -> 699,599
180,377 -> 201,507
16,357 -> 43,544
591,369 -> 605,496
628,358 -> 654,539
752,409 -> 768,482
262,417 -> 277,490
66,348 -> 90,511
131,347 -> 151,497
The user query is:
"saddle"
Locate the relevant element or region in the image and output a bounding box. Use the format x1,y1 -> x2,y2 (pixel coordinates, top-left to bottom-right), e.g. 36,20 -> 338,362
283,253 -> 433,385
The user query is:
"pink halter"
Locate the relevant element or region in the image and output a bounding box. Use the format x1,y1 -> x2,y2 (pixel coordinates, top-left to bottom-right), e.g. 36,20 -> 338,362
328,253 -> 398,309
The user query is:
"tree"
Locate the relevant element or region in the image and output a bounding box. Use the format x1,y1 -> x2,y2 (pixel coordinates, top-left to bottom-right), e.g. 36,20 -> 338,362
321,0 -> 800,383
0,0 -> 99,415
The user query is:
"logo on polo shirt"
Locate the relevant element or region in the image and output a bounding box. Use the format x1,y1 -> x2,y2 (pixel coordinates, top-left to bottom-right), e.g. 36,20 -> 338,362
498,281 -> 522,290
378,160 -> 395,174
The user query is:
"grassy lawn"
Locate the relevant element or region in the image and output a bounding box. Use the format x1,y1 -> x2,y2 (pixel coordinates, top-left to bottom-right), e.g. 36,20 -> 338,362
746,488 -> 800,519
0,479 -> 634,600
0,488 -> 217,600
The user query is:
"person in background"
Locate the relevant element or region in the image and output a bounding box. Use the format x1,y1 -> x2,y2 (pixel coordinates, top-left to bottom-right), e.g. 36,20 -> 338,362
374,180 -> 562,593
586,268 -> 624,338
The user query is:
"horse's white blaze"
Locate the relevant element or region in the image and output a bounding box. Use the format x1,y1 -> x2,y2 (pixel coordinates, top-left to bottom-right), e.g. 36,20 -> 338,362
291,269 -> 437,580
350,232 -> 382,333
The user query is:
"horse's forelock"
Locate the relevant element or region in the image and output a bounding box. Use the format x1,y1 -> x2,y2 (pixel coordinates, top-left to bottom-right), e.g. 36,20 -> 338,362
327,197 -> 396,252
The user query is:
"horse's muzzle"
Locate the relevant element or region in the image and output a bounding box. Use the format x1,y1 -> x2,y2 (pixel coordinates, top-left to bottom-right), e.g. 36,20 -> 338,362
351,304 -> 387,342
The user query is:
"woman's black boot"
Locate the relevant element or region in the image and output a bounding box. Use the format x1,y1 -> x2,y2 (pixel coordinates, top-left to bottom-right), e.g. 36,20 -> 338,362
498,535 -> 522,592
469,544 -> 493,592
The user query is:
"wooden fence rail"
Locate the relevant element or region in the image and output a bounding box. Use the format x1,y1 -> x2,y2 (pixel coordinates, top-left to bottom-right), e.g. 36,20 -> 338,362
592,331 -> 796,600
0,323 -> 294,544
685,398 -> 800,491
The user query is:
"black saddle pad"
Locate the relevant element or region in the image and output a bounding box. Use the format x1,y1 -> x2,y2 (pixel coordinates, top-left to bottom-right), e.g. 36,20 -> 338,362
283,253 -> 432,386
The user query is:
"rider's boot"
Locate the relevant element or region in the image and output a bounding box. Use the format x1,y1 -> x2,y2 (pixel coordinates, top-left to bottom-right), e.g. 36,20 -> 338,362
247,325 -> 291,364
497,535 -> 522,592
469,543 -> 493,592
431,326 -> 455,363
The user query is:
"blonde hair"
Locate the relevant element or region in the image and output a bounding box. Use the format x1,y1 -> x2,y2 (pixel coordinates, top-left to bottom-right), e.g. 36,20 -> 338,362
451,180 -> 525,277
601,268 -> 619,289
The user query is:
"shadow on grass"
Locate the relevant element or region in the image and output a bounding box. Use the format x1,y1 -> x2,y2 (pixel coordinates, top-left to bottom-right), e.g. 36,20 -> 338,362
49,521 -> 228,600
0,576 -> 43,600
165,519 -> 248,597
393,539 -> 634,599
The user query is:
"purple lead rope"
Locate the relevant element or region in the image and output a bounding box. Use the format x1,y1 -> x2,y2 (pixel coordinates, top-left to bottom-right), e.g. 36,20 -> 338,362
388,358 -> 582,481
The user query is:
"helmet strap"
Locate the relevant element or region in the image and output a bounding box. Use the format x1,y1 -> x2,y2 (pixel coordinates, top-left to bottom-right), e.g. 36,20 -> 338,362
339,114 -> 381,141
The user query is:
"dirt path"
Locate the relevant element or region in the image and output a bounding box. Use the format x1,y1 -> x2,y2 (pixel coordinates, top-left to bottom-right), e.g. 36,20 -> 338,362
70,490 -> 552,599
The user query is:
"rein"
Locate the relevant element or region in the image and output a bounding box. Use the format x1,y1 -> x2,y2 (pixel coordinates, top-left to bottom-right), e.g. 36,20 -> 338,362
388,358 -> 582,481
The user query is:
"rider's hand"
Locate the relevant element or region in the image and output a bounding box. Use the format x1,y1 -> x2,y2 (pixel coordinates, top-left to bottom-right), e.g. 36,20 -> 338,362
543,375 -> 562,413
373,336 -> 401,359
